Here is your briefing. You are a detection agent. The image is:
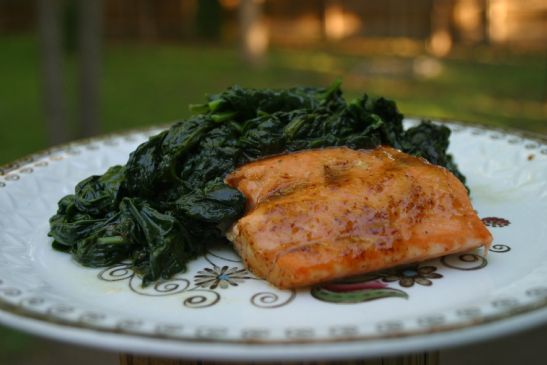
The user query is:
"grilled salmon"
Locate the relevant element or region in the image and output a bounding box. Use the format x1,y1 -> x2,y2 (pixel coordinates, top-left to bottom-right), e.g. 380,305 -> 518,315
225,146 -> 492,289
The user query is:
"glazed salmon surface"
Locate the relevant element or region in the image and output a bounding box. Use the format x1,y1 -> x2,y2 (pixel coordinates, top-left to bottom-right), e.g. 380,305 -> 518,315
225,146 -> 492,289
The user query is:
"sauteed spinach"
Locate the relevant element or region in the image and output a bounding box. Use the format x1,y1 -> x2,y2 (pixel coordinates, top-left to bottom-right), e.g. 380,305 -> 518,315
49,82 -> 465,285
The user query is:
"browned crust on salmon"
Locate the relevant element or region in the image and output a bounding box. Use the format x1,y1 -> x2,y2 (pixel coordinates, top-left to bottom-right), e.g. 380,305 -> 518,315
225,146 -> 493,289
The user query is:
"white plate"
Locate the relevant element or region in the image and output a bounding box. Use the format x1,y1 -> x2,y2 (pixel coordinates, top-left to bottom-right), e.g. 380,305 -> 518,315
0,120 -> 546,361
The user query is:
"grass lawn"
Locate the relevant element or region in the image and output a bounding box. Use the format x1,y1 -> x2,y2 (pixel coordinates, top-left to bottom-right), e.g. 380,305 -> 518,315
0,34 -> 545,361
0,35 -> 546,166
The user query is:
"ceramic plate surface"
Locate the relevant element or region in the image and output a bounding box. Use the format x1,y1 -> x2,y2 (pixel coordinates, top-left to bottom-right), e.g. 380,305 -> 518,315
0,120 -> 546,361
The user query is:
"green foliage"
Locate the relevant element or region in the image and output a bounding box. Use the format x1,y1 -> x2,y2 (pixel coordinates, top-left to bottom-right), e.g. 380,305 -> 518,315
49,82 -> 466,285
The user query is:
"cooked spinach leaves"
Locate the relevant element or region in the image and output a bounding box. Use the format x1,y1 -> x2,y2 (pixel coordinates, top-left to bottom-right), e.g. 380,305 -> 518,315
49,82 -> 465,285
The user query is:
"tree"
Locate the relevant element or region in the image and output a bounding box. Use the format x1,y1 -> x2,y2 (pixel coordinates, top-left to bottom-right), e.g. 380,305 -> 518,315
78,0 -> 103,138
38,0 -> 68,145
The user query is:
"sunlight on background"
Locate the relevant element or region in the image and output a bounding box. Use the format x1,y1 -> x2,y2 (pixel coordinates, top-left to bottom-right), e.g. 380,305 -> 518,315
489,0 -> 510,42
429,30 -> 452,57
324,4 -> 361,40
454,0 -> 483,42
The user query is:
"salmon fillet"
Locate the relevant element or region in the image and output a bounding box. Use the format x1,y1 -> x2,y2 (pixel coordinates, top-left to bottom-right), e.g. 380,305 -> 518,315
225,146 -> 492,289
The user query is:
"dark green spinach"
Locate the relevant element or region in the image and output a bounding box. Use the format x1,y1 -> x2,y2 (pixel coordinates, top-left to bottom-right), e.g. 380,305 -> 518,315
49,82 -> 465,285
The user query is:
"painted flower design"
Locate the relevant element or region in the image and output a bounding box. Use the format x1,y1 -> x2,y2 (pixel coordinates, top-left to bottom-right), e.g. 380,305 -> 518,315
382,265 -> 443,288
481,217 -> 510,227
194,266 -> 251,289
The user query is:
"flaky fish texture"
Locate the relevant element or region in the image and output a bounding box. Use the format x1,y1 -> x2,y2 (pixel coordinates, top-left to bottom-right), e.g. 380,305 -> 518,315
225,146 -> 492,289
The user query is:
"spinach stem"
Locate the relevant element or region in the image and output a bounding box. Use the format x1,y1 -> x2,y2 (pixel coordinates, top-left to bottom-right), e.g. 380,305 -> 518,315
188,103 -> 208,114
211,111 -> 236,123
97,236 -> 125,245
208,99 -> 223,112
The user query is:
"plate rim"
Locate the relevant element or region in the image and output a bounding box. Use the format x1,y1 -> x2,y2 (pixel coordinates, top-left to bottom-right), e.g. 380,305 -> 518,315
1,119 -> 547,359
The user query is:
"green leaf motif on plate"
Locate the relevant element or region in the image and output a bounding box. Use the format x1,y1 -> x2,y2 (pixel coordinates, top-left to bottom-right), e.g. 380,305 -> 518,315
311,287 -> 408,304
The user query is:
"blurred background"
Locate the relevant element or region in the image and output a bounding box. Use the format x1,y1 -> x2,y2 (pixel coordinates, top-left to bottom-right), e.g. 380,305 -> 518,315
0,0 -> 546,167
0,0 -> 546,364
